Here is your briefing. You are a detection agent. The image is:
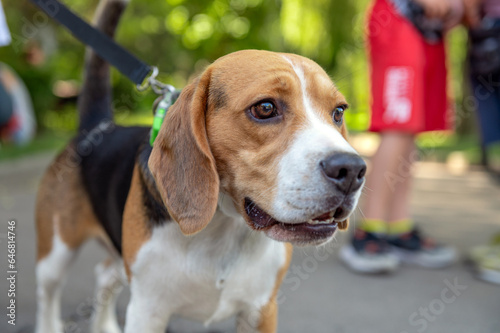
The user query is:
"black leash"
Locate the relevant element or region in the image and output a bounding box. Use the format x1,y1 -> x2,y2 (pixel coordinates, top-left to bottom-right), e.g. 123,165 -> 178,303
28,0 -> 174,94
28,0 -> 181,145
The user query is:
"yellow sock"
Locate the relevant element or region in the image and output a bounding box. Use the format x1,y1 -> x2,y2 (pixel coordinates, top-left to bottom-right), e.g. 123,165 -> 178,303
387,219 -> 414,236
360,219 -> 387,234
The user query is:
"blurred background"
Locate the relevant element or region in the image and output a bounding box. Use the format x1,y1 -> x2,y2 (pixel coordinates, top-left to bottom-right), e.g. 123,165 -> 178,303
0,0 -> 499,333
1,0 -> 491,165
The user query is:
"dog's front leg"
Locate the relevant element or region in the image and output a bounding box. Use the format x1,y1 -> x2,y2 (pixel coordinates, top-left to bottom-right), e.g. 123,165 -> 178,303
237,243 -> 292,333
236,298 -> 278,333
123,279 -> 171,333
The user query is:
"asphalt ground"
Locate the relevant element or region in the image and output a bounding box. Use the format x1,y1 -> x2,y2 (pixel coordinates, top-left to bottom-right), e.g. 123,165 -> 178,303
1,152 -> 499,333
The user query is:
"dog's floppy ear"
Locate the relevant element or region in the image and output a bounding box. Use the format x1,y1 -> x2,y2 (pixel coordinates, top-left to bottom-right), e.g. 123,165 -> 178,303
148,68 -> 219,235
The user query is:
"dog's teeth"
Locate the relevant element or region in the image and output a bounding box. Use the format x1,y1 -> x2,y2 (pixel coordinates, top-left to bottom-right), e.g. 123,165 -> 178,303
308,218 -> 335,225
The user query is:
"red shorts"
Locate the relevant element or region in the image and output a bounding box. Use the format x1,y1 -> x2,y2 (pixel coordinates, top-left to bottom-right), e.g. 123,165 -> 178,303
367,0 -> 452,133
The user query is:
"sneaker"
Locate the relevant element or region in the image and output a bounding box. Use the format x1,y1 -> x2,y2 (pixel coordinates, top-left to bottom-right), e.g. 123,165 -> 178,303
466,234 -> 500,285
339,228 -> 400,274
387,228 -> 458,268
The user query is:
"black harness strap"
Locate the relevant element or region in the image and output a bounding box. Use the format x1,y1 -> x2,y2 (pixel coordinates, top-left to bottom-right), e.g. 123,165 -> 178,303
28,0 -> 151,86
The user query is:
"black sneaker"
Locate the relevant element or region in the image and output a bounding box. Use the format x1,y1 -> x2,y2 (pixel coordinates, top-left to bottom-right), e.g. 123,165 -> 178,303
339,228 -> 400,273
387,228 -> 458,268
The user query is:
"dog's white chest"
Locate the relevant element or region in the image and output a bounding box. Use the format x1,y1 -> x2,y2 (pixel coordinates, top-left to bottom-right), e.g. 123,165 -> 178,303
129,210 -> 286,325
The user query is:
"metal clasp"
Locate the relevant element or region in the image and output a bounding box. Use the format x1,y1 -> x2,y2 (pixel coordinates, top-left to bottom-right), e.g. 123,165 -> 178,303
137,66 -> 176,95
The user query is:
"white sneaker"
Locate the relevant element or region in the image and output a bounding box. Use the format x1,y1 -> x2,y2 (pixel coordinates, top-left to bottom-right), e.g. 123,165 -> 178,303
467,243 -> 500,285
387,228 -> 458,268
339,229 -> 400,274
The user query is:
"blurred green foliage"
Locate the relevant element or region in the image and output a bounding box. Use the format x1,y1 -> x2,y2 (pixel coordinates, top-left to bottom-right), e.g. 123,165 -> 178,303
0,0 -> 469,137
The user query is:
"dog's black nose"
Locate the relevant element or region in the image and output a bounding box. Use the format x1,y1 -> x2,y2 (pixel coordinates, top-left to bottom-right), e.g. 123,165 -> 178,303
320,153 -> 366,194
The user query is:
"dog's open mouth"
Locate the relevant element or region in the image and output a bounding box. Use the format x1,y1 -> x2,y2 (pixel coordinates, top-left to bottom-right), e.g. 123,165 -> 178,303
244,198 -> 342,244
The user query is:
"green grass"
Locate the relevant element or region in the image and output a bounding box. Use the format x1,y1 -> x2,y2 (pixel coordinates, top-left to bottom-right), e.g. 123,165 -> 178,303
0,107 -> 154,162
416,133 -> 500,171
0,130 -> 72,161
417,133 -> 480,163
2,107 -> 500,167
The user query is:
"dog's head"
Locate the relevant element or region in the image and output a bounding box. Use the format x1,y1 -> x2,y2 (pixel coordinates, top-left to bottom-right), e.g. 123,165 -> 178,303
149,50 -> 365,246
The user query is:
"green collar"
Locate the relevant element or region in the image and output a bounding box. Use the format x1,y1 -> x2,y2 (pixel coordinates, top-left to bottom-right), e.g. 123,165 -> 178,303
150,90 -> 179,146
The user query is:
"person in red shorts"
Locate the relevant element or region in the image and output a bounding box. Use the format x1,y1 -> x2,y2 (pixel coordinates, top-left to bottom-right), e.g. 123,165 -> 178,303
340,0 -> 464,273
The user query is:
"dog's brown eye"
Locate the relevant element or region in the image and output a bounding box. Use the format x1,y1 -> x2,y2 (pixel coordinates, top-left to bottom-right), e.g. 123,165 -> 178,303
250,102 -> 278,120
333,106 -> 345,126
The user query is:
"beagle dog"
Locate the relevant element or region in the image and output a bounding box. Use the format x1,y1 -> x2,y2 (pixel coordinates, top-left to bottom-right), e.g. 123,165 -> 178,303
34,0 -> 366,332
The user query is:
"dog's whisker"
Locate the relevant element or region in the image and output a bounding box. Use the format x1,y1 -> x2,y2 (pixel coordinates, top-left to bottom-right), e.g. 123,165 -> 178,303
362,185 -> 374,192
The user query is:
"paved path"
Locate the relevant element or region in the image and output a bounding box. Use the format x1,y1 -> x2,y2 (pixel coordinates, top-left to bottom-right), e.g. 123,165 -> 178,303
0,152 -> 499,333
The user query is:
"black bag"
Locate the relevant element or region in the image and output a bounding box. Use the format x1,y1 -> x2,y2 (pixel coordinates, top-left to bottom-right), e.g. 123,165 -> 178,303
406,1 -> 443,43
469,23 -> 500,76
0,78 -> 13,127
390,0 -> 444,43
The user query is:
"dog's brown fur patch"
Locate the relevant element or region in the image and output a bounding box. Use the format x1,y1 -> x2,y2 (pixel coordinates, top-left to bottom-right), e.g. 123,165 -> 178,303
122,165 -> 153,279
35,144 -> 109,260
257,243 -> 293,332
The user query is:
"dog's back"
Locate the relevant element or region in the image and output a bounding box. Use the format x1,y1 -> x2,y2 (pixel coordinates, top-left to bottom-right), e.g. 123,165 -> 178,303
36,0 -> 147,255
35,1 -> 138,332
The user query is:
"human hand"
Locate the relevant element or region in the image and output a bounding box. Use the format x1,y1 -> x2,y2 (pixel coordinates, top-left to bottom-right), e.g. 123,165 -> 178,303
462,0 -> 483,27
444,0 -> 465,30
413,0 -> 452,19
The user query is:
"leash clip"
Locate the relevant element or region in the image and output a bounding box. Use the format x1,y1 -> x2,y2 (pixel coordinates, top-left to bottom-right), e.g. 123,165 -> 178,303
137,66 -> 176,95
149,89 -> 181,146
